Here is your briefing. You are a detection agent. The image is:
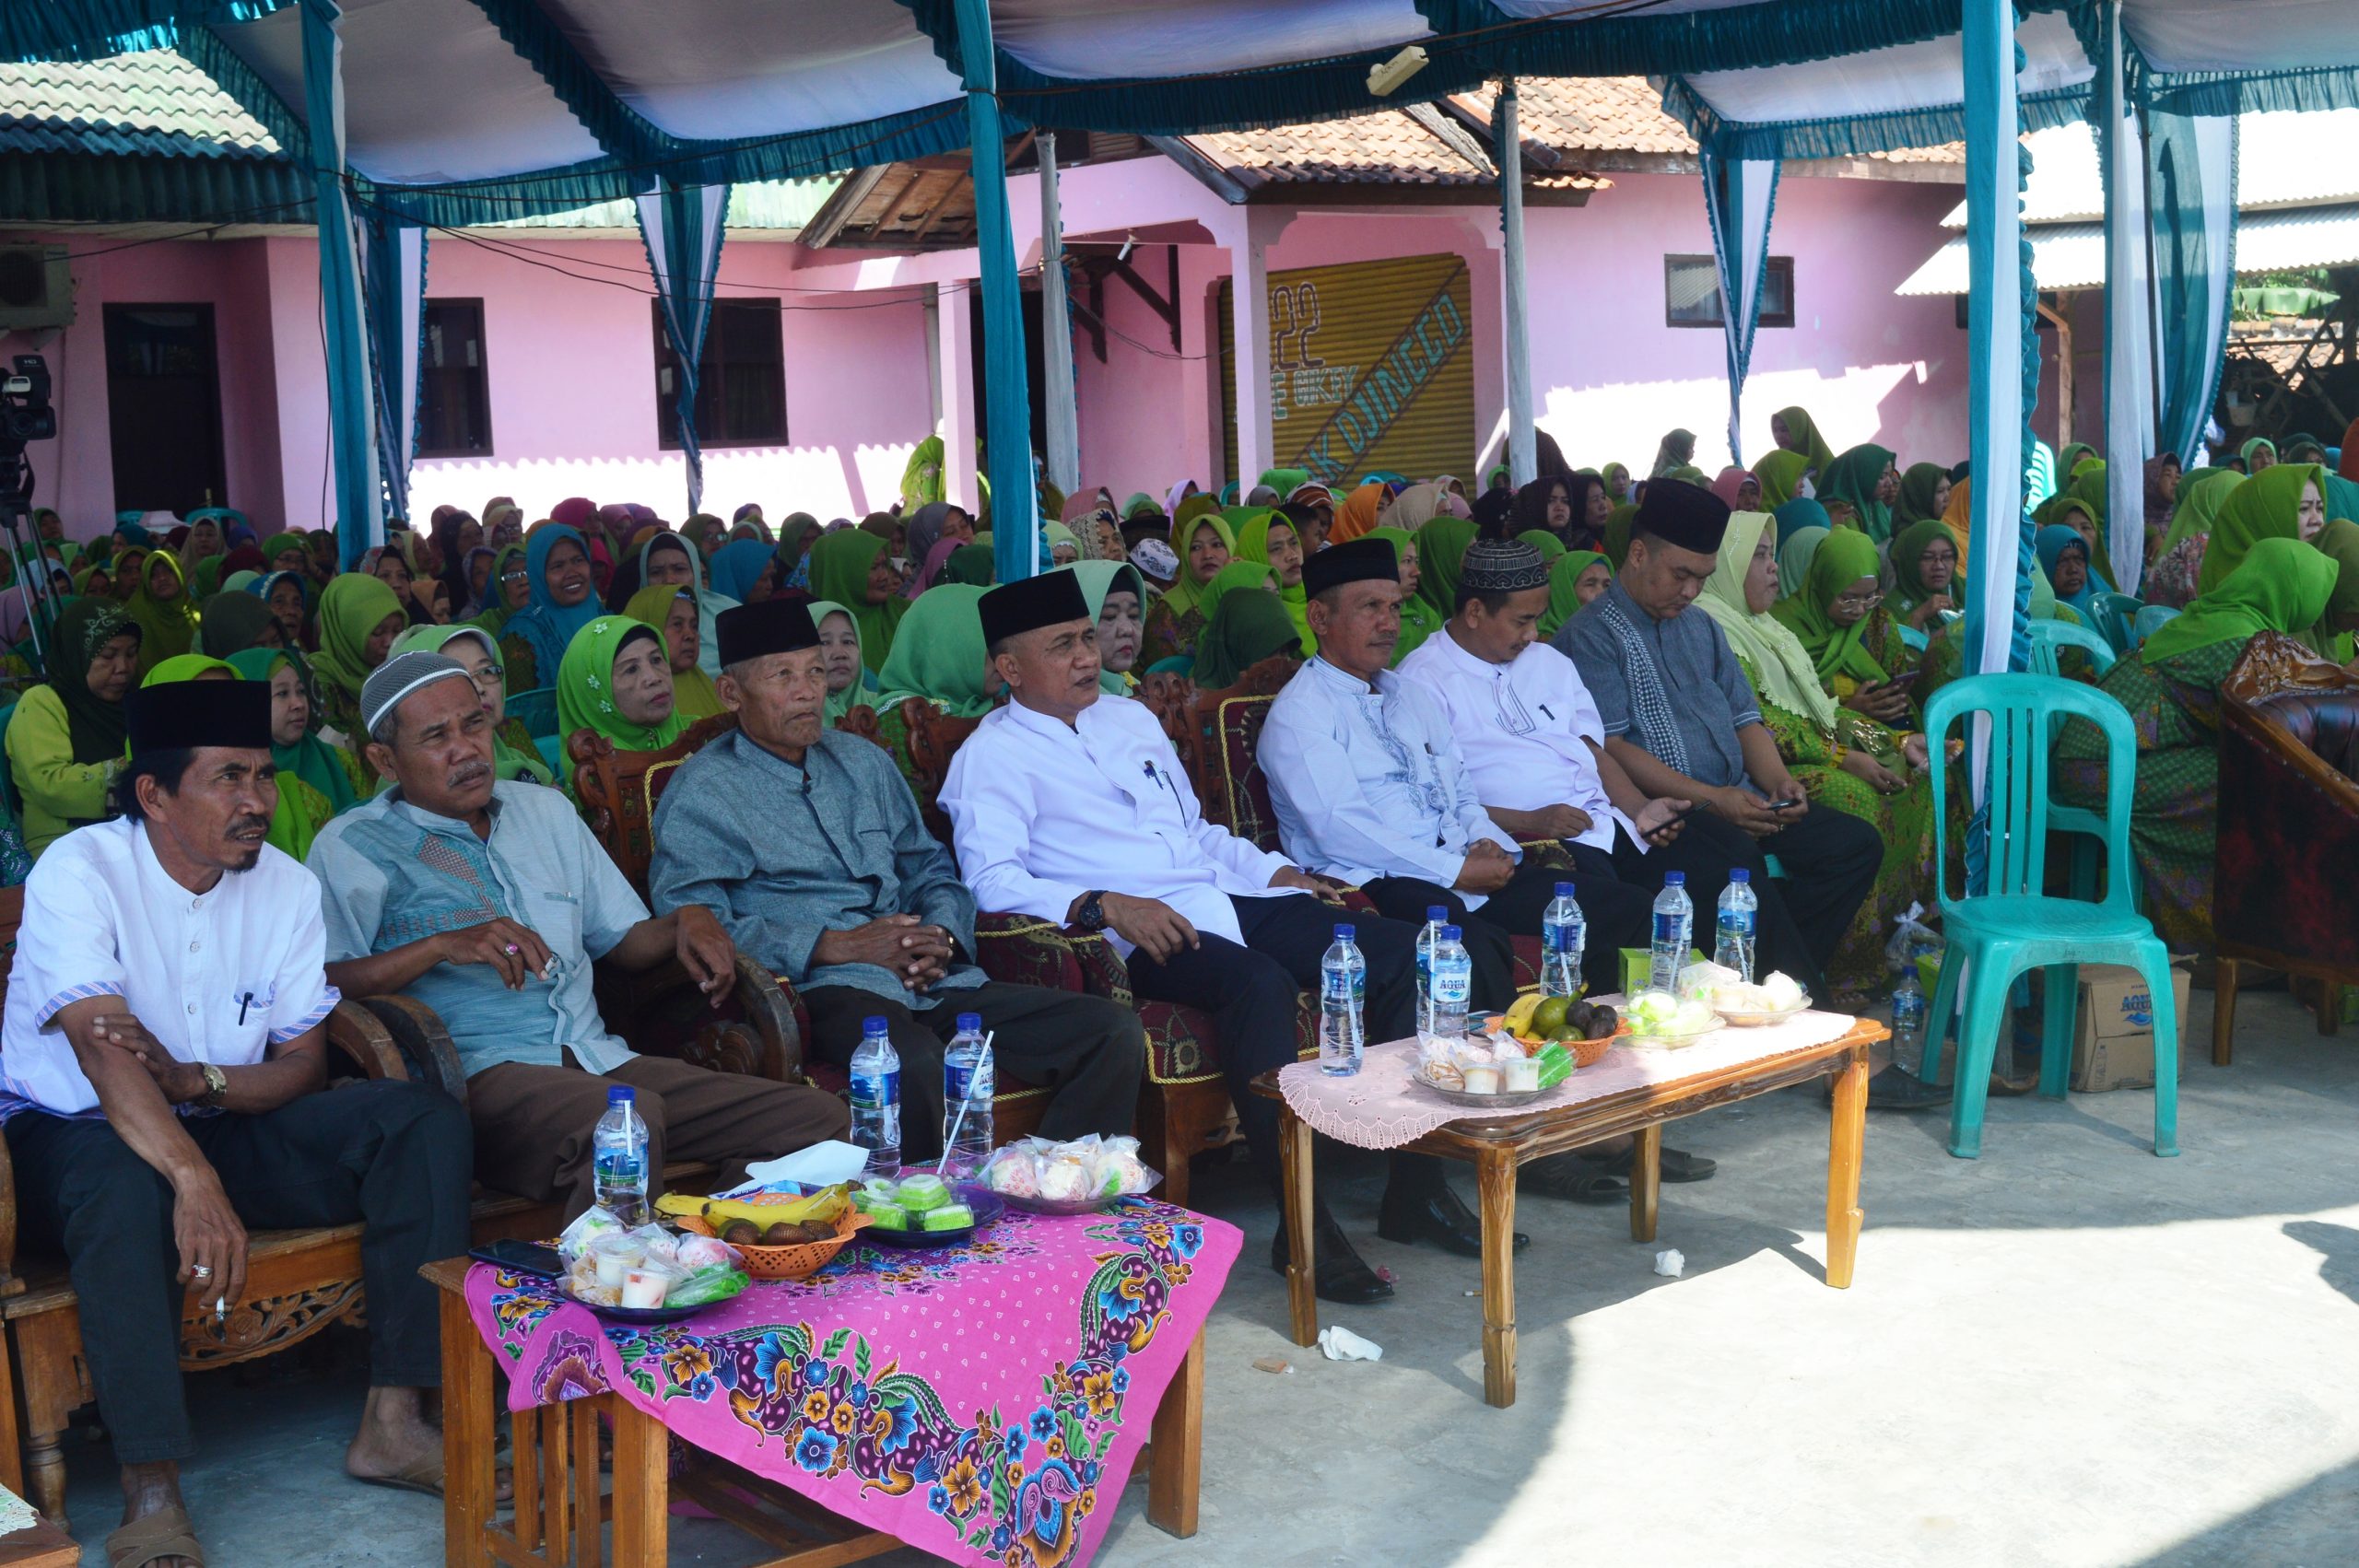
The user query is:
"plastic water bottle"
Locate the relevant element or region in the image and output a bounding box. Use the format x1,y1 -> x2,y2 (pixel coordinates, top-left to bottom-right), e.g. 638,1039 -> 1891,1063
591,1085 -> 649,1227
1890,968 -> 1928,1078
1649,872 -> 1693,995
1541,883 -> 1585,999
1319,925 -> 1367,1076
1429,925 -> 1473,1045
1414,905 -> 1448,1041
849,1016 -> 902,1179
1714,868 -> 1758,983
940,1012 -> 993,1180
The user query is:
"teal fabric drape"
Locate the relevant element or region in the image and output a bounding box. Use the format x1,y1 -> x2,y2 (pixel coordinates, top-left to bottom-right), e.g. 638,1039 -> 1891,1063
1699,141 -> 1779,469
359,205 -> 427,523
2148,105 -> 2239,469
637,181 -> 732,517
300,0 -> 382,569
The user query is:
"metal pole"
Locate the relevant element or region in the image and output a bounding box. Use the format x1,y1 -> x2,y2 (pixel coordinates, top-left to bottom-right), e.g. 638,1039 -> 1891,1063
1039,133 -> 1081,497
1497,78 -> 1537,488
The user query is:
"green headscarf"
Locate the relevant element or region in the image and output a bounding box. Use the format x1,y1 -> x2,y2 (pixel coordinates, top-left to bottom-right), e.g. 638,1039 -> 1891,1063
1540,550 -> 1609,640
259,532 -> 312,573
1778,524 -> 1830,601
1818,444 -> 1895,542
1234,510 -> 1313,656
1158,510 -> 1239,620
140,653 -> 236,690
1771,405 -> 1837,477
872,584 -> 995,719
2059,461 -> 2120,587
2199,462 -> 2327,594
46,598 -> 136,766
191,556 -> 228,598
197,591 -> 280,661
124,551 -> 199,674
804,599 -> 869,724
1413,515 -> 1478,625
2056,442 -> 2098,484
2305,518 -> 2359,663
1517,529 -> 1567,564
622,585 -> 724,720
1367,526 -> 1440,662
899,434 -> 947,509
1752,450 -> 1811,513
225,646 -> 358,857
805,530 -> 907,673
1600,502 -> 1637,568
941,544 -> 995,587
1770,526 -> 1888,684
386,622 -> 555,785
311,573 -> 406,702
1069,561 -> 1151,693
2237,437 -> 2276,473
1693,510 -> 1838,728
1191,582 -> 1306,689
2141,536 -> 2338,664
1201,559 -> 1273,615
1887,518 -> 1962,615
1893,462 -> 1950,530
1043,521 -> 1081,564
2156,466 -> 2243,558
1257,467 -> 1311,499
556,615 -> 691,763
467,543 -> 527,635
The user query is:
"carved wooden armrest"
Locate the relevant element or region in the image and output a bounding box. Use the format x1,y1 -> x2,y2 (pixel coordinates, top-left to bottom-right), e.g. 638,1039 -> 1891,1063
594,955 -> 805,1085
325,999 -> 409,1084
346,995 -> 471,1107
0,1127 -> 18,1297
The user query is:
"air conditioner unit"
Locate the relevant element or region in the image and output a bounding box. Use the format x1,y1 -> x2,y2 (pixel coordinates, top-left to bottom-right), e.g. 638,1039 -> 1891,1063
0,246 -> 75,333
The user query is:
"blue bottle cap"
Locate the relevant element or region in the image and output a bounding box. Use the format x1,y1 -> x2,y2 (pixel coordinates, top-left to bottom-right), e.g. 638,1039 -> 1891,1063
1333,924 -> 1356,941
606,1085 -> 632,1104
1663,872 -> 1686,885
1439,924 -> 1461,941
1555,882 -> 1575,896
1729,868 -> 1750,883
863,1015 -> 888,1034
1427,906 -> 1449,921
957,1012 -> 982,1032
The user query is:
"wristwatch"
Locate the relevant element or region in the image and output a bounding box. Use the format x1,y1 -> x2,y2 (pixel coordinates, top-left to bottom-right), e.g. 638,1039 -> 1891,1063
1074,891 -> 1109,931
198,1062 -> 229,1107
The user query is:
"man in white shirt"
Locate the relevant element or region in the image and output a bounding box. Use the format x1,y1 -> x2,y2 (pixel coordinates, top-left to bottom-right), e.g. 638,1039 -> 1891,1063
0,682 -> 471,1567
945,570 -> 1519,1305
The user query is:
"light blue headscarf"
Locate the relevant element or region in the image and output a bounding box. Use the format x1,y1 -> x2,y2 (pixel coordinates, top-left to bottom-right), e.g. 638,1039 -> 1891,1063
502,524 -> 605,689
707,538 -> 776,603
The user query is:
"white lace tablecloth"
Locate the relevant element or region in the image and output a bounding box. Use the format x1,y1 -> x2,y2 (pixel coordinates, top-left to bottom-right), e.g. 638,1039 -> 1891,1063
1276,1002 -> 1863,1150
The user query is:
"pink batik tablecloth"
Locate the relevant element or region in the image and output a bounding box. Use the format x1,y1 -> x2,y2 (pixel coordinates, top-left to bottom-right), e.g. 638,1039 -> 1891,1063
1279,1002 -> 1862,1148
464,1196 -> 1239,1568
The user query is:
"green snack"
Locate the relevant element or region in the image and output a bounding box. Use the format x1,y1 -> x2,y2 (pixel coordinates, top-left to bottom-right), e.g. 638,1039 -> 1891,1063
920,1203 -> 975,1232
893,1175 -> 951,1213
864,1204 -> 910,1232
666,1268 -> 750,1308
1533,1042 -> 1576,1089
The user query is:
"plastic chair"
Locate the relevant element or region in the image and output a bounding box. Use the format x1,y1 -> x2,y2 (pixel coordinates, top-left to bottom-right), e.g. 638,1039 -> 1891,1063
1914,673 -> 2178,1159
2095,591 -> 2144,653
2132,604 -> 2179,647
2025,619 -> 2116,680
507,685 -> 558,740
2024,623 -> 2140,907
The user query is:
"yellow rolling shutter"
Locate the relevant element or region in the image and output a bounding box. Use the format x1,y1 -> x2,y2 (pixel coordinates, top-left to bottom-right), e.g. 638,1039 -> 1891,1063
1219,252 -> 1476,488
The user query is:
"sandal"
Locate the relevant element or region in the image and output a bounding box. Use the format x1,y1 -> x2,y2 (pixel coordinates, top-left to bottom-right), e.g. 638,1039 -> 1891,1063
1519,1153 -> 1628,1204
349,1453 -> 446,1499
107,1504 -> 205,1568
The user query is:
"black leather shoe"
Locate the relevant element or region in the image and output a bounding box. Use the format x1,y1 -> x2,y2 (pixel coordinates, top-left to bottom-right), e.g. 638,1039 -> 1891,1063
1270,1205 -> 1394,1305
1376,1178 -> 1529,1258
1864,1064 -> 1954,1111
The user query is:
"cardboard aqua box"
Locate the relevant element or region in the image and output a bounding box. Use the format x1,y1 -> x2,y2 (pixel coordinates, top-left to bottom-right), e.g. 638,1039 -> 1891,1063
2071,960 -> 2192,1093
1618,947 -> 1707,998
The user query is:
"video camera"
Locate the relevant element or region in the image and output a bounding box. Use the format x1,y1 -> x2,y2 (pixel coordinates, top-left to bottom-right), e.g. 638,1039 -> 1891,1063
0,353 -> 54,454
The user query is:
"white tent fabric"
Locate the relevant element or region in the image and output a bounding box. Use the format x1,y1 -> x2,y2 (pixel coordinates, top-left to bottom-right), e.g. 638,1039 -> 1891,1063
1681,10 -> 2093,130
2101,5 -> 2154,594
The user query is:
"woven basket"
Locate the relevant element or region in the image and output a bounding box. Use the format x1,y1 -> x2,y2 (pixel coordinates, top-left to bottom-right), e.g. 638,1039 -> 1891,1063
675,1198 -> 868,1281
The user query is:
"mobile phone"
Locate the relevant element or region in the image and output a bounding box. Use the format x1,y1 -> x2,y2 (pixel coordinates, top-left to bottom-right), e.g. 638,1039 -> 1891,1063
1765,798 -> 1801,812
469,1240 -> 564,1278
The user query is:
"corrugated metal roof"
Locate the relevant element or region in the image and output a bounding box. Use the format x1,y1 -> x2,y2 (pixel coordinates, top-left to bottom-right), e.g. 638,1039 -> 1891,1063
1899,202 -> 2359,295
478,178 -> 841,234
1939,109 -> 2359,228
0,49 -> 280,160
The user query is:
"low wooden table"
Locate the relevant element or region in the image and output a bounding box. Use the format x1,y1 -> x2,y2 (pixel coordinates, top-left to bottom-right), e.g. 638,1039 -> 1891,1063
1253,1015 -> 1883,1409
423,1258 -> 1205,1567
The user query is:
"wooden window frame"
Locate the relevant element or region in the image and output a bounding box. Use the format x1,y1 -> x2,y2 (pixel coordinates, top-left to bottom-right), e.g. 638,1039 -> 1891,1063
1663,253 -> 1796,330
417,297 -> 494,458
652,298 -> 788,451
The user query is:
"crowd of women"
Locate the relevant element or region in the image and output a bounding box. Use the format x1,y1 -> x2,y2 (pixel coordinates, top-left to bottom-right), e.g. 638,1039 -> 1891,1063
3,404 -> 2353,994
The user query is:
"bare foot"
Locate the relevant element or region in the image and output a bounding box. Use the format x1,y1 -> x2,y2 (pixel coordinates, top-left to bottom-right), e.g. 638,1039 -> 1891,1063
347,1387 -> 511,1502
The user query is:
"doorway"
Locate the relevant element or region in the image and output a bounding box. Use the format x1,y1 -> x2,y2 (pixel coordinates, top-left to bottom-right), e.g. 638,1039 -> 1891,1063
967,283 -> 1048,486
104,303 -> 228,515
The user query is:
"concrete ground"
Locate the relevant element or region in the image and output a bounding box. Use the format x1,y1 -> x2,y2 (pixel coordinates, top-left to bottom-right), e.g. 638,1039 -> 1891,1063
59,985 -> 2359,1567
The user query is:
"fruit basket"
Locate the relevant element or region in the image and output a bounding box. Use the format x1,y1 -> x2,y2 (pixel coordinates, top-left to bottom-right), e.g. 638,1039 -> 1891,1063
674,1194 -> 868,1281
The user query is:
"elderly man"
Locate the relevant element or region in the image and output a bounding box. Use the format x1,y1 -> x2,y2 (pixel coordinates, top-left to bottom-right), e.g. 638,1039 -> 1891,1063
943,570 -> 1516,1305
651,599 -> 1144,1158
2,683 -> 470,1567
309,653 -> 847,1217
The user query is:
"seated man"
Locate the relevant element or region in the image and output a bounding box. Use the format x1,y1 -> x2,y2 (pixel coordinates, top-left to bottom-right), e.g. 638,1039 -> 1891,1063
1554,483 -> 1929,1107
651,599 -> 1144,1156
309,652 -> 848,1217
2,683 -> 471,1567
942,570 -> 1518,1305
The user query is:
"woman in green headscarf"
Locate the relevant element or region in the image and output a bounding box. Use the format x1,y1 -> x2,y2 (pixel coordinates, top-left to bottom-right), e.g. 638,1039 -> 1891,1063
941,544 -> 995,588
1369,525 -> 1441,664
1412,514 -> 1478,632
1769,526 -> 1922,724
1770,405 -> 1838,478
2237,436 -> 2276,474
1233,509 -> 1313,657
2058,536 -> 2338,951
805,529 -> 908,674
2197,461 -> 2328,594
387,622 -> 554,786
1141,506 -> 1238,666
2050,460 -> 2119,588
1070,561 -> 1152,692
1752,450 -> 1811,513
2301,518 -> 2359,664
468,543 -> 532,636
197,591 -> 282,661
1516,529 -> 1567,565
1817,443 -> 1897,542
1892,462 -> 1952,532
259,531 -> 312,577
1886,517 -> 1964,636
873,585 -> 996,719
310,572 -> 410,744
1538,549 -> 1611,640
1192,581 -> 1309,689
7,598 -> 139,859
124,550 -> 200,676
1778,523 -> 1830,599
804,600 -> 873,726
554,614 -> 689,790
2145,466 -> 2243,607
1599,503 -> 1637,568
227,646 -> 361,859
624,585 -> 724,720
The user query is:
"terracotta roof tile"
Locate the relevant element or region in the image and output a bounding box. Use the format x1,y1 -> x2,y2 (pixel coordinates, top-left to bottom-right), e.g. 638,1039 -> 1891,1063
1190,109 -> 1491,186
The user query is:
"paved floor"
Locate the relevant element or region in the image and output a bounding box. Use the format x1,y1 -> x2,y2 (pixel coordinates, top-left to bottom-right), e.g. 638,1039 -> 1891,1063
58,986 -> 2359,1567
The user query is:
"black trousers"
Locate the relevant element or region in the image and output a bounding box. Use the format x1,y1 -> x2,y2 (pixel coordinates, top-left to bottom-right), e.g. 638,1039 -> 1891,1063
1125,893 -> 1442,1195
6,1079 -> 473,1466
1655,809 -> 1882,997
1367,839 -> 1662,1007
802,980 -> 1146,1160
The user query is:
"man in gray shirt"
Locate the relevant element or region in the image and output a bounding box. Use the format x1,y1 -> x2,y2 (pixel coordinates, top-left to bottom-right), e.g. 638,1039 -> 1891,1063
651,600 -> 1144,1159
1555,480 -> 1881,1004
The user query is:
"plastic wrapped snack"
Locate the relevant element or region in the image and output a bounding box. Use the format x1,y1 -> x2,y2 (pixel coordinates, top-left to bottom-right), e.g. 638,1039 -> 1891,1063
976,1136 -> 1163,1211
1037,1158 -> 1092,1203
558,1205 -> 625,1266
893,1174 -> 952,1213
985,1155 -> 1041,1199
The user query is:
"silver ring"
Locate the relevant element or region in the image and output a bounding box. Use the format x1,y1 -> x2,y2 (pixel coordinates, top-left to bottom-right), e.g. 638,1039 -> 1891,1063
191,1265 -> 213,1280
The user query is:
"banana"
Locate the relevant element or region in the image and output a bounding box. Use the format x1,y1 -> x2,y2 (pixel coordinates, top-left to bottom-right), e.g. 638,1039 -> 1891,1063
1502,993 -> 1543,1034
655,1186 -> 851,1229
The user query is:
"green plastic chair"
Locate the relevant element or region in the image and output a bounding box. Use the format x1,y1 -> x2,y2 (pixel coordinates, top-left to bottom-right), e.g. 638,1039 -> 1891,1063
2025,622 -> 2138,907
1915,673 -> 2178,1160
507,685 -> 558,740
2025,619 -> 2116,680
2095,591 -> 2143,653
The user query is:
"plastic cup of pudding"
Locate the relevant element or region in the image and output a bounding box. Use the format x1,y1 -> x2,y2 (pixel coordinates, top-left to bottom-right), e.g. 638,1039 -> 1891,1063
591,1234 -> 646,1289
620,1267 -> 669,1309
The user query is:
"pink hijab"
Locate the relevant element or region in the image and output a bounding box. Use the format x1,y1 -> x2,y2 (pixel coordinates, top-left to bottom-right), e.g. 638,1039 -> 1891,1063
905,537 -> 961,599
1710,466 -> 1751,508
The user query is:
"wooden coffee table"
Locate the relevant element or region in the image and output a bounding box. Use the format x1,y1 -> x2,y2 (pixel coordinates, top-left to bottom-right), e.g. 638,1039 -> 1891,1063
1253,1015 -> 1883,1409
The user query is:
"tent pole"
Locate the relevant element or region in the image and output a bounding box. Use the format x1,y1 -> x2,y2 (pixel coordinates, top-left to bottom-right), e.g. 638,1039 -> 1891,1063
1227,210 -> 1275,496
1496,77 -> 1536,488
1961,0 -> 2026,685
299,0 -> 381,567
1039,133 -> 1081,497
952,0 -> 1039,580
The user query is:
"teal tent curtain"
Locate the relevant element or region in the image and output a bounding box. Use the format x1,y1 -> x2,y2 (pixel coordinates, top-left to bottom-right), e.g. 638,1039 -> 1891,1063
2099,0 -> 2156,591
1698,142 -> 1779,468
951,0 -> 1040,582
299,0 -> 381,568
359,207 -> 427,524
637,181 -> 731,517
2148,108 -> 2238,467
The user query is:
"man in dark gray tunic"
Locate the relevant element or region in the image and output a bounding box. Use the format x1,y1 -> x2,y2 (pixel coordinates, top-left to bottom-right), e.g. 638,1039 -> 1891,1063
651,600 -> 1143,1159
